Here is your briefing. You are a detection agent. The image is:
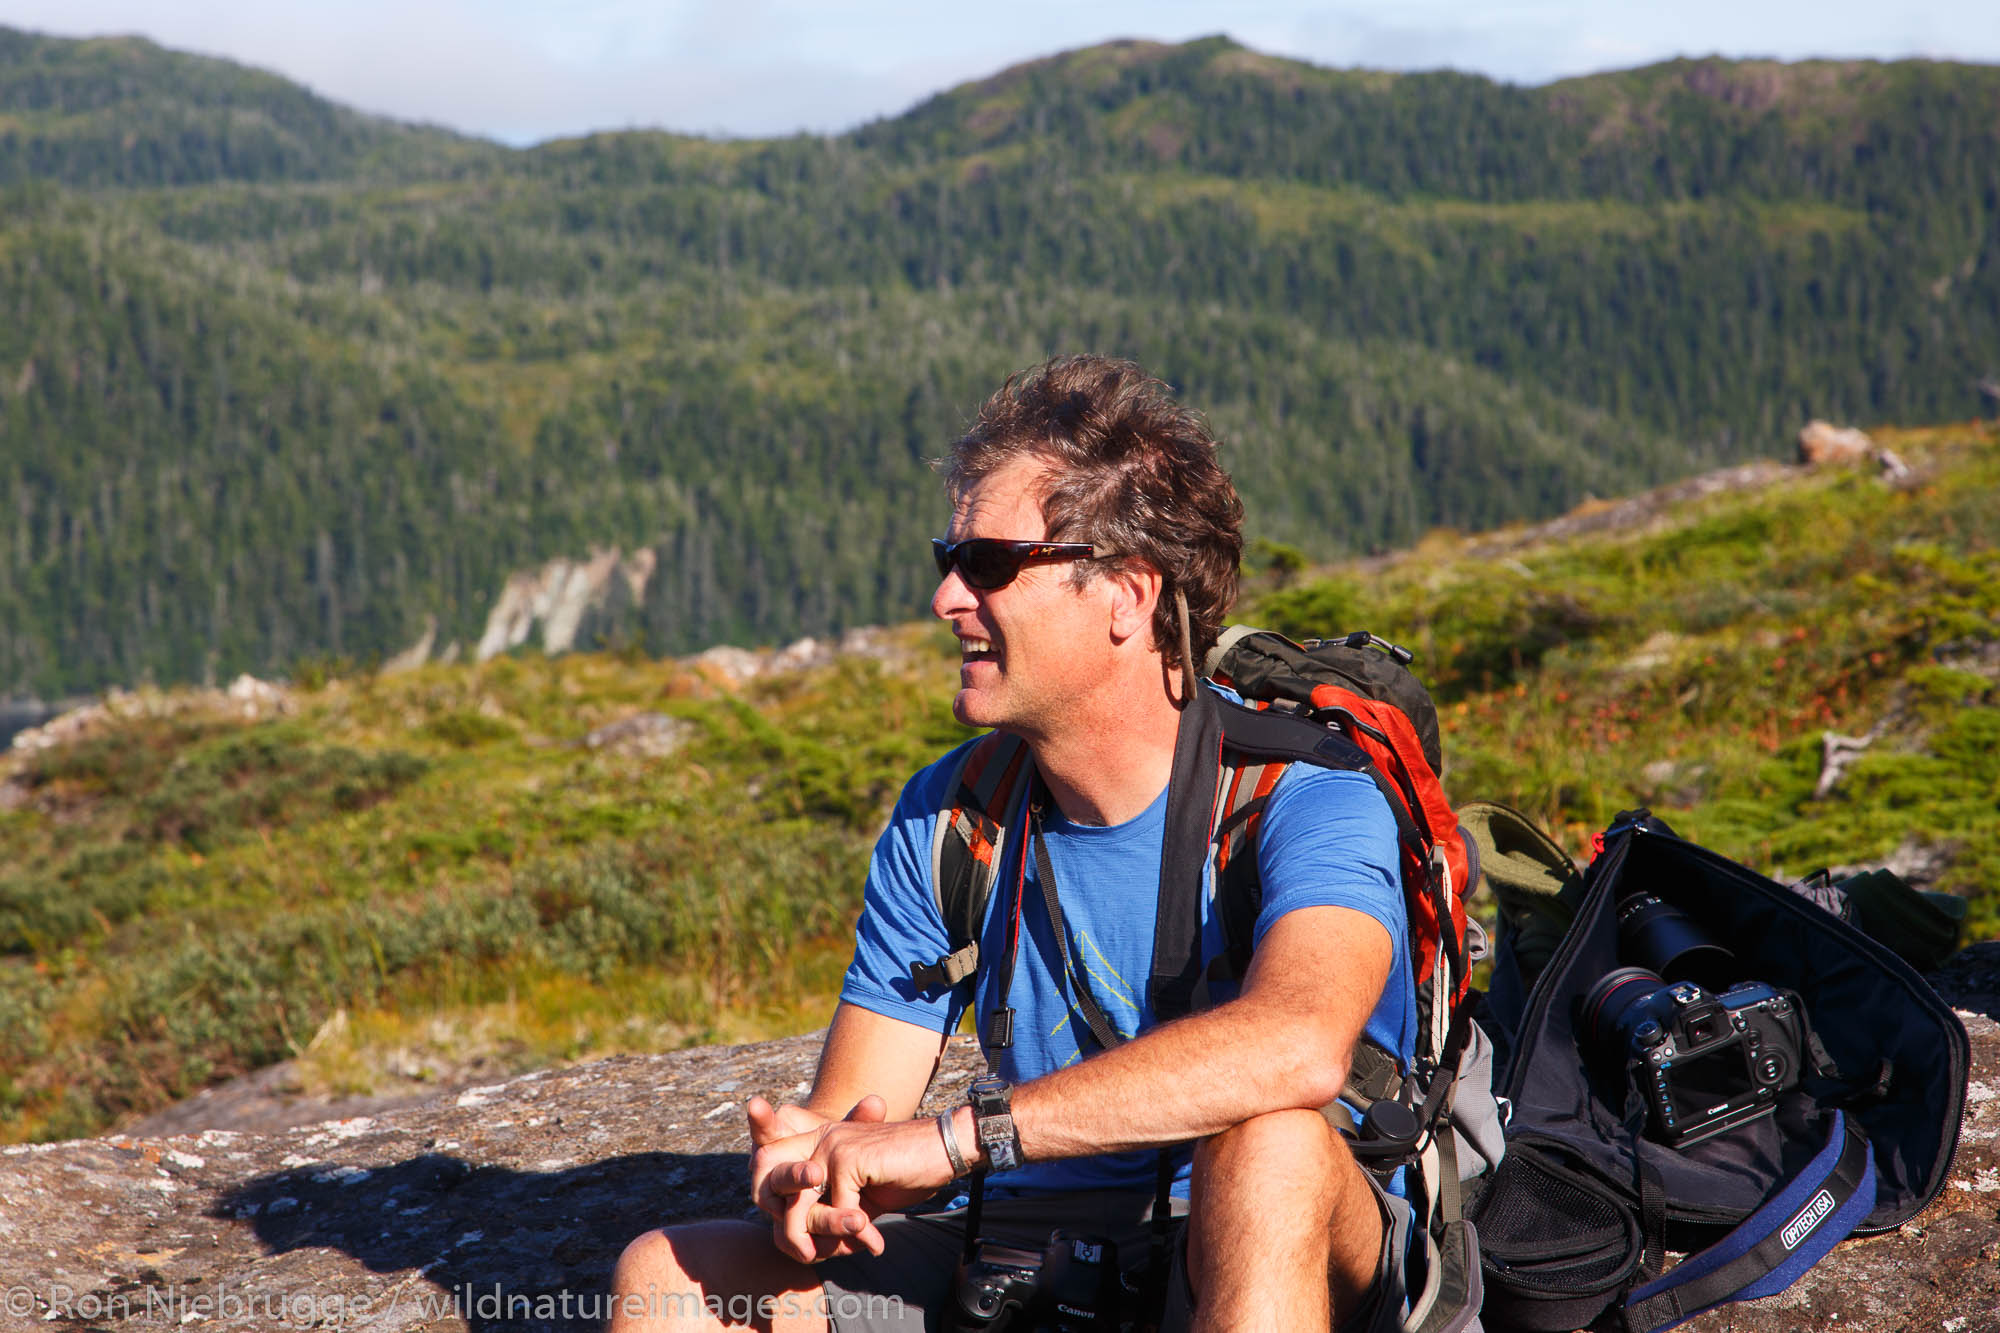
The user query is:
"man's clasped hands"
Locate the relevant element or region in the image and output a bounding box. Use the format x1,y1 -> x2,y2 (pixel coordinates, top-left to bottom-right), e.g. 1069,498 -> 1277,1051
746,1094 -> 961,1267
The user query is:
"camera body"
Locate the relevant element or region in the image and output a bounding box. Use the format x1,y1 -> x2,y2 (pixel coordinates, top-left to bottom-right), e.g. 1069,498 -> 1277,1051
948,1230 -> 1121,1333
1582,966 -> 1807,1147
951,1241 -> 1046,1331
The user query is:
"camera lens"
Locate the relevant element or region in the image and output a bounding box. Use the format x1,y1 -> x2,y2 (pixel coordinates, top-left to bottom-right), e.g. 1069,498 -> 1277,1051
1579,966 -> 1668,1056
1617,895 -> 1737,988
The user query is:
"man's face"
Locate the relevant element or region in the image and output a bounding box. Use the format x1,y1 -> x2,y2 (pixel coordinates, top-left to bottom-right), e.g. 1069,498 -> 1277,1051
931,456 -> 1115,736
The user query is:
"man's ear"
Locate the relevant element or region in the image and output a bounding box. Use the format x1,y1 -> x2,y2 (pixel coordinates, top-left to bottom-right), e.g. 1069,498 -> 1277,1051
1105,561 -> 1163,647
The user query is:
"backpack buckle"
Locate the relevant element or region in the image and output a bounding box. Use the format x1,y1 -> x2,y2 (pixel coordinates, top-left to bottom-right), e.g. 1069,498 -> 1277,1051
909,943 -> 980,997
1341,629 -> 1415,665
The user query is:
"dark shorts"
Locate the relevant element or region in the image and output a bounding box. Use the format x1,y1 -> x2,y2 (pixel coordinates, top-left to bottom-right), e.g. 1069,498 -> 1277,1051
816,1180 -> 1407,1333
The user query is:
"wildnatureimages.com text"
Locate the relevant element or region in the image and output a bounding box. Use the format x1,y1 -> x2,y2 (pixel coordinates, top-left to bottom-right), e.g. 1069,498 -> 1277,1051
8,1281 -> 907,1325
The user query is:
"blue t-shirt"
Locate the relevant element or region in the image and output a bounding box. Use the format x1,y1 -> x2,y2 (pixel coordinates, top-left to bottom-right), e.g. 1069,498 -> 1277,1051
838,730 -> 1413,1198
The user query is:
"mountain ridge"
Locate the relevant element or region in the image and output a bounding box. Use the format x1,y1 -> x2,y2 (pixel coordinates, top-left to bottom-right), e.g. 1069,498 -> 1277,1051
0,25 -> 489,186
9,25 -> 1998,179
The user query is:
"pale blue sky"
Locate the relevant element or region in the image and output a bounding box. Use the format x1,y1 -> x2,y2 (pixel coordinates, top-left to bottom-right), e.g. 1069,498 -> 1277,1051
6,1 -> 1997,145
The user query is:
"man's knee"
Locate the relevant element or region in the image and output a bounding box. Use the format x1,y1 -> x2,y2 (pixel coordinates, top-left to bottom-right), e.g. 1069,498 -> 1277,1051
609,1219 -> 823,1331
608,1226 -> 699,1328
1188,1108 -> 1383,1272
614,1222 -> 707,1291
1186,1109 -> 1346,1262
1183,1110 -> 1390,1329
1195,1106 -> 1342,1190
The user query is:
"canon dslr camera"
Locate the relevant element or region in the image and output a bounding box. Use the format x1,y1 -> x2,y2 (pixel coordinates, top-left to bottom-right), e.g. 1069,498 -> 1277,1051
947,1230 -> 1121,1333
1581,965 -> 1808,1147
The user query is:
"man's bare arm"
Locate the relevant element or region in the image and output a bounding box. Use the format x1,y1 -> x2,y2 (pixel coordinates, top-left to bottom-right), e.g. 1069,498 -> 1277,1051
977,904 -> 1389,1161
749,1002 -> 946,1145
787,904 -> 1393,1256
804,1001 -> 949,1122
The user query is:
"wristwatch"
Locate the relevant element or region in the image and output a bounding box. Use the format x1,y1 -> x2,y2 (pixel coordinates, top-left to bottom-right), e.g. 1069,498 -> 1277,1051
968,1074 -> 1024,1173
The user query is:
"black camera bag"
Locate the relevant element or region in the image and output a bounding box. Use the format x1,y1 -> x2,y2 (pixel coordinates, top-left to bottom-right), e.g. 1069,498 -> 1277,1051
1470,810 -> 1968,1332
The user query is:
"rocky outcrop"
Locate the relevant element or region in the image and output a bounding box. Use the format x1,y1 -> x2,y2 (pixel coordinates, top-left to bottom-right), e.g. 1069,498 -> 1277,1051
583,712 -> 693,759
5,675 -> 293,758
1796,420 -> 1917,483
1798,420 -> 1876,466
2,949 -> 1996,1333
1447,460 -> 1794,569
0,698 -> 77,750
474,548 -> 659,663
685,627 -> 903,688
381,616 -> 440,675
0,1033 -> 985,1333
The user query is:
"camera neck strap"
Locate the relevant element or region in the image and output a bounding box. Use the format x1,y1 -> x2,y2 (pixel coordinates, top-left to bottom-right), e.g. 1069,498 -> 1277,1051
1030,794 -> 1180,1301
963,774 -> 1178,1278
978,771 -> 1130,1064
1028,791 -> 1129,1055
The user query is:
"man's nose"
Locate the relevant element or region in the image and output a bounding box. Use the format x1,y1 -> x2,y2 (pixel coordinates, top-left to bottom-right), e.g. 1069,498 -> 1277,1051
931,566 -> 975,620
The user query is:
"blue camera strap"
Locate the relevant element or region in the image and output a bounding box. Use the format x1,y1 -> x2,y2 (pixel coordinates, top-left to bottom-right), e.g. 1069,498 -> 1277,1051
1624,1110 -> 1875,1333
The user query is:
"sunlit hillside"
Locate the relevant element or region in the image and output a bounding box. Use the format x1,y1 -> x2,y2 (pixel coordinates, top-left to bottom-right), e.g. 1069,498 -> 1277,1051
1,420 -> 1993,1143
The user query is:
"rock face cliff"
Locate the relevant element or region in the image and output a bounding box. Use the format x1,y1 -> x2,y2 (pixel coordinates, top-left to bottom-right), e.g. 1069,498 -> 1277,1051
2,948 -> 1996,1333
474,548 -> 659,663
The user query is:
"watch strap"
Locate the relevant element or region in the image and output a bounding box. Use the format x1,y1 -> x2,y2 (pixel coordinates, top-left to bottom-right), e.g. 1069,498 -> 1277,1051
969,1076 -> 1024,1172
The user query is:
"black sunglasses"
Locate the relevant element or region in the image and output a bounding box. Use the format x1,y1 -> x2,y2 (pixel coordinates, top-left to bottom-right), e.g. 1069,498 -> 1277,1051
931,537 -> 1123,590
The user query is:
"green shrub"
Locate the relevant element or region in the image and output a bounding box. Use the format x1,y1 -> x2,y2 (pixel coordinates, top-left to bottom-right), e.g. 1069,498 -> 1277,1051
1251,577 -> 1364,642
135,728 -> 427,851
423,709 -> 518,747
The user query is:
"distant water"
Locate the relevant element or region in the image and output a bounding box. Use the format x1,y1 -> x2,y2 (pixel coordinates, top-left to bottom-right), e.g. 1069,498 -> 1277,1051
0,699 -> 73,749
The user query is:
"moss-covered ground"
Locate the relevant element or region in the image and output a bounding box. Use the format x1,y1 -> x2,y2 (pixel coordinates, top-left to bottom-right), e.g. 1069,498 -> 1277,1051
1258,421 -> 2000,923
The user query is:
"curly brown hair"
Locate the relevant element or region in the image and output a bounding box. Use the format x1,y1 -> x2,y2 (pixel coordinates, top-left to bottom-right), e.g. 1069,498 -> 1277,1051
942,355 -> 1244,669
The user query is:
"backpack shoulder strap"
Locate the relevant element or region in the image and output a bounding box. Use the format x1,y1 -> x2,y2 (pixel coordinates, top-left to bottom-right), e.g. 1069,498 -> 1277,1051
1198,695 -> 1475,1083
912,732 -> 1030,997
1152,689 -> 1378,1022
1205,748 -> 1291,988
1150,686 -> 1226,1024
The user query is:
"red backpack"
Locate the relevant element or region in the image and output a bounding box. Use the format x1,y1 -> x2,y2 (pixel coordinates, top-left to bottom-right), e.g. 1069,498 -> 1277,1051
1204,626 -> 1478,1030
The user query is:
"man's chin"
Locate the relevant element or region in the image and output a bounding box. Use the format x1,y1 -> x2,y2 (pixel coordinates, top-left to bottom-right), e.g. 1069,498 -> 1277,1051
950,690 -> 987,729
951,682 -> 1014,730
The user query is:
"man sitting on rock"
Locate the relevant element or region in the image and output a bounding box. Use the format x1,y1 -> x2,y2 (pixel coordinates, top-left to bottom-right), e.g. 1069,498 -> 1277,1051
610,355 -> 1414,1333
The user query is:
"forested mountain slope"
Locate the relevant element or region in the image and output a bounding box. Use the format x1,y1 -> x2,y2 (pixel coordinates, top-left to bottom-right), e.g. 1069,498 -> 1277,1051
2,30 -> 1996,696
